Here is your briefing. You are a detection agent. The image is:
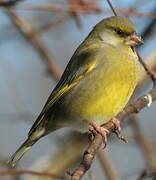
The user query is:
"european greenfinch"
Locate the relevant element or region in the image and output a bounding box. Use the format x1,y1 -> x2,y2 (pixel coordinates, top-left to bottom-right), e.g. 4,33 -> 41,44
9,16 -> 143,167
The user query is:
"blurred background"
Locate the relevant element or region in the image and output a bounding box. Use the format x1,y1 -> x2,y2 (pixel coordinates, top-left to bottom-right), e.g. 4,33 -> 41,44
0,0 -> 156,180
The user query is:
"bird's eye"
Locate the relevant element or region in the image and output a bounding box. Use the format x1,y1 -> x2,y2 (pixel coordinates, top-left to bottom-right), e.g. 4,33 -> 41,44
115,29 -> 125,36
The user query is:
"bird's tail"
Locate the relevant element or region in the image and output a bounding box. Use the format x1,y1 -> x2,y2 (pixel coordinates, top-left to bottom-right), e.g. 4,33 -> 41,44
8,129 -> 45,168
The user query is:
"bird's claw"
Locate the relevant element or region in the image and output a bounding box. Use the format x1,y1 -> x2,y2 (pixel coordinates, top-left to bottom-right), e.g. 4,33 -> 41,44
111,117 -> 121,132
111,117 -> 128,143
89,122 -> 109,147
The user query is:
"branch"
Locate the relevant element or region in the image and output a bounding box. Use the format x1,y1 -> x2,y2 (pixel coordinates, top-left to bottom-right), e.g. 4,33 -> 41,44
69,0 -> 82,27
28,133 -> 89,180
16,2 -> 101,14
105,0 -> 118,16
140,7 -> 156,41
0,169 -> 64,179
38,15 -> 69,33
136,52 -> 156,86
138,169 -> 156,180
70,134 -> 103,180
4,7 -> 62,81
9,2 -> 156,18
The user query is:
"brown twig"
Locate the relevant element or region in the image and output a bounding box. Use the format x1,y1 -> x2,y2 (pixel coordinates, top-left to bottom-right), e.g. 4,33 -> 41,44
137,52 -> 156,86
69,0 -> 82,27
0,169 -> 64,179
105,0 -> 118,16
16,3 -> 101,13
138,169 -> 156,180
10,3 -> 156,19
68,0 -> 100,28
135,50 -> 156,93
141,8 -> 156,41
70,134 -> 103,180
38,15 -> 69,32
120,9 -> 156,18
0,159 -> 10,168
4,7 -> 62,81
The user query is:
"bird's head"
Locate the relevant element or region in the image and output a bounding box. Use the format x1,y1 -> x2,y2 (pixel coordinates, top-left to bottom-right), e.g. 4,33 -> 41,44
92,16 -> 143,48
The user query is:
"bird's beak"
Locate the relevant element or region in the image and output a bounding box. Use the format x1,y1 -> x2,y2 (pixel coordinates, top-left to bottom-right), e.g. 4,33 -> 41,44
125,34 -> 144,46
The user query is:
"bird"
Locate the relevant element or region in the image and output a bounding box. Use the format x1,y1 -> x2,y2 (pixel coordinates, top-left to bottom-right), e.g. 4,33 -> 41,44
8,16 -> 143,167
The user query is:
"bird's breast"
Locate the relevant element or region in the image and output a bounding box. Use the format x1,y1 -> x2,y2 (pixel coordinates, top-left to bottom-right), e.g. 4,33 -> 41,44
61,46 -> 140,129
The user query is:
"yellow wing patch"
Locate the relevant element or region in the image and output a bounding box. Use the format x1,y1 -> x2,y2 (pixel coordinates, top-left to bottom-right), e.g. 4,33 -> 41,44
43,62 -> 97,113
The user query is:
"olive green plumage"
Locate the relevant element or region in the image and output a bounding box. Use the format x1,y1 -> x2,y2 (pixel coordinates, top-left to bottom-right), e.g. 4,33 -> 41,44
9,16 -> 143,167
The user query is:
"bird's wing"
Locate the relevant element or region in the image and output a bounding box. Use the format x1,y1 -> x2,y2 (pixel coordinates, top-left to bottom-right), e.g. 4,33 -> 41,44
28,45 -> 99,136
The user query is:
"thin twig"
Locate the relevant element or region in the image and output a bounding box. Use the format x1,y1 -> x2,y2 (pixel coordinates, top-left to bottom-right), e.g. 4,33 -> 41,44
105,0 -> 118,16
0,159 -> 10,168
70,134 -> 103,180
0,159 -> 20,180
137,52 -> 156,86
141,7 -> 156,41
5,7 -> 62,81
0,169 -> 64,179
138,169 -> 156,180
38,15 -> 69,32
16,3 -> 101,13
135,50 -> 156,93
121,9 -> 156,18
69,0 -> 82,27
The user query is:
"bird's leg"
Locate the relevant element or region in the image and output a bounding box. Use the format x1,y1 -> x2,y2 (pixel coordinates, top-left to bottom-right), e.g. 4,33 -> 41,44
111,117 -> 121,132
89,122 -> 109,147
111,117 -> 128,143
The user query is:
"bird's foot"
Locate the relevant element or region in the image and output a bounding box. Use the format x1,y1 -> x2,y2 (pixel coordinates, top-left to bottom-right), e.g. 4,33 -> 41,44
111,117 -> 121,132
89,122 -> 109,147
111,117 -> 128,143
